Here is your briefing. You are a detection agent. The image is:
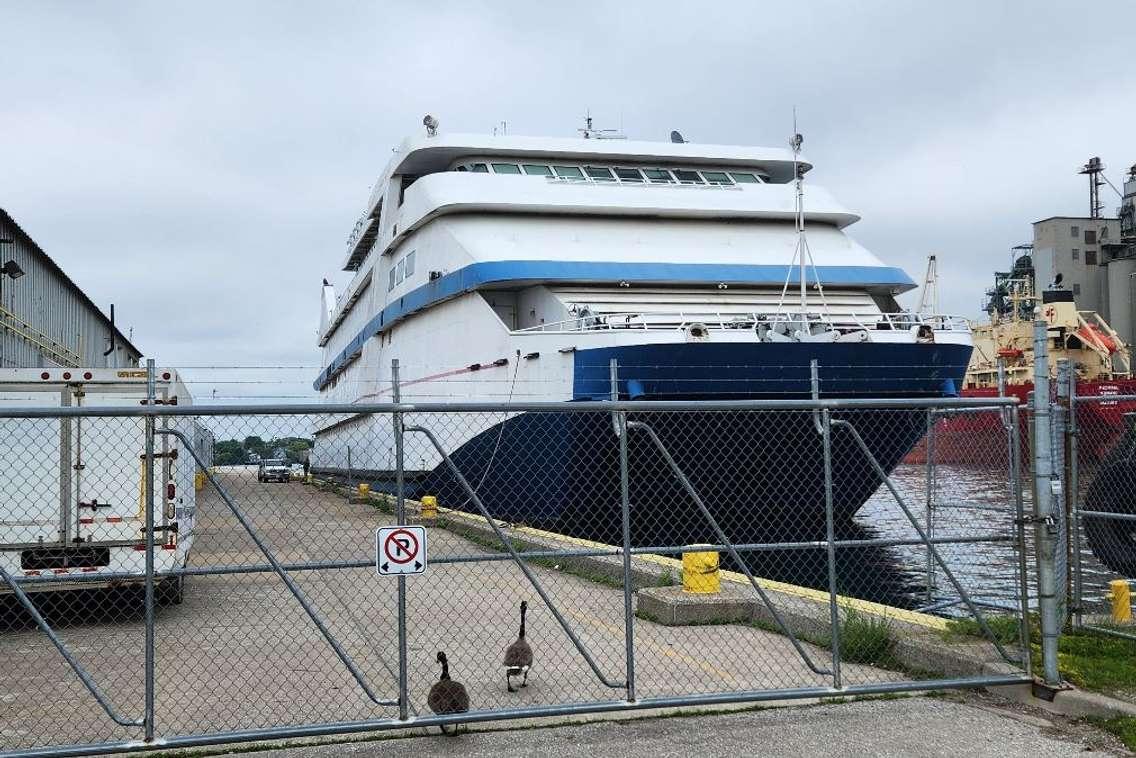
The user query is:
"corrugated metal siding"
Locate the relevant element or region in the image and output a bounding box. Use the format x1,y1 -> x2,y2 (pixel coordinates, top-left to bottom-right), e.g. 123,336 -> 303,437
0,214 -> 141,369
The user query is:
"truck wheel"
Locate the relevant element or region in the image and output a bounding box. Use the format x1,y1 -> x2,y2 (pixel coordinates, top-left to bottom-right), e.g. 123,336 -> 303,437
157,576 -> 184,606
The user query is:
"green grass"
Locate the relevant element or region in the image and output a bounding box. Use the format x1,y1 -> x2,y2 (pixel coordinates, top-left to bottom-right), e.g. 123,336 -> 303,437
1056,629 -> 1136,695
1086,715 -> 1136,751
834,608 -> 900,668
943,614 -> 1030,646
656,568 -> 677,587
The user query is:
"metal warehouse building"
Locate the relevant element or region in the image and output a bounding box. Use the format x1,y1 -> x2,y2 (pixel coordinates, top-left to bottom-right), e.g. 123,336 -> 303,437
0,208 -> 141,368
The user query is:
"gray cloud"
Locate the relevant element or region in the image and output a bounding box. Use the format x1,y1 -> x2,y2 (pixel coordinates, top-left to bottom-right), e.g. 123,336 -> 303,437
2,0 -> 1134,399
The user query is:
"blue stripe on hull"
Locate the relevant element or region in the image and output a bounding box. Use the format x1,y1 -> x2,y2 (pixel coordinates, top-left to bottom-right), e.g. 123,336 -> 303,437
573,341 -> 971,400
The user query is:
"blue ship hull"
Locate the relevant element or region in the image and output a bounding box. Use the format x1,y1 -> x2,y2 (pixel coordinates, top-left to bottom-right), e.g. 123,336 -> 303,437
413,342 -> 970,548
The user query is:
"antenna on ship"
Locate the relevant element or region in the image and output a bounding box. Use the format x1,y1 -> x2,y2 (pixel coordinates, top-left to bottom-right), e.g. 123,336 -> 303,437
916,255 -> 939,315
578,111 -> 625,140
773,108 -> 832,329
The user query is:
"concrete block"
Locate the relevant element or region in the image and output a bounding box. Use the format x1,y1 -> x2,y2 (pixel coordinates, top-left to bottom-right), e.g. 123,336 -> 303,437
637,585 -> 755,626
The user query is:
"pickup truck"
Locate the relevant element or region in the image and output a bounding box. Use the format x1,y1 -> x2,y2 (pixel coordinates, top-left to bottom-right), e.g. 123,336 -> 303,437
258,459 -> 290,483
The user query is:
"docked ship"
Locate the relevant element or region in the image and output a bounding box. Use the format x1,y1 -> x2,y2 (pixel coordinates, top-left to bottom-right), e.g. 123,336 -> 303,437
907,250 -> 1136,465
311,118 -> 973,545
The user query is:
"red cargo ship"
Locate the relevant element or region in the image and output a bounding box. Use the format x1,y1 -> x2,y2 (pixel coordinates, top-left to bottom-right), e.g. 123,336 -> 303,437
906,252 -> 1133,465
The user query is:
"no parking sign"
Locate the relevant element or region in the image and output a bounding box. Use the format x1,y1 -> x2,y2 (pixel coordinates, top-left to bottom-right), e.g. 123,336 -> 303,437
375,525 -> 428,576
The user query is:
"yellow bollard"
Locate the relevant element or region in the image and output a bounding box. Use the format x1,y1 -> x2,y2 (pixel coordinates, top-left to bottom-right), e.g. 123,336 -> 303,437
1110,579 -> 1132,624
357,483 -> 370,499
194,471 -> 205,491
420,495 -> 438,520
682,547 -> 720,594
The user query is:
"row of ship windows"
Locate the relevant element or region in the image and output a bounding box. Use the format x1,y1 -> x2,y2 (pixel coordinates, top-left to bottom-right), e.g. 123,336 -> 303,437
387,250 -> 416,291
455,162 -> 766,186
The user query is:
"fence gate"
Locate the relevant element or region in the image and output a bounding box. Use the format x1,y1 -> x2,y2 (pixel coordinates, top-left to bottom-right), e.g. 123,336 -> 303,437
1,390 -> 1037,757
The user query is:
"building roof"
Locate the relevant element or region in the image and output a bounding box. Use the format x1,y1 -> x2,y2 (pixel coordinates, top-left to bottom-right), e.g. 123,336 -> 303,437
1033,215 -> 1119,225
0,207 -> 143,358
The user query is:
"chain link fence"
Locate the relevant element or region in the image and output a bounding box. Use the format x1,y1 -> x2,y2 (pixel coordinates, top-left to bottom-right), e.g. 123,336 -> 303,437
0,386 -> 1033,756
1068,390 -> 1136,641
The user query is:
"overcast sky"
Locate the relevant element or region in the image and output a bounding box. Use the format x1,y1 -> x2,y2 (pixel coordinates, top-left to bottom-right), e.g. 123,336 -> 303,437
2,1 -> 1134,399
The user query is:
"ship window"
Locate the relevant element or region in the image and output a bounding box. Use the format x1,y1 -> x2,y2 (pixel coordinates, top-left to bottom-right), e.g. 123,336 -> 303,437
553,165 -> 584,179
388,268 -> 396,291
455,165 -> 467,172
395,258 -> 406,284
614,168 -> 644,182
1071,225 -> 1080,237
1073,283 -> 1081,295
644,168 -> 674,183
522,164 -> 554,176
729,172 -> 760,183
491,163 -> 522,174
1072,248 -> 1080,260
585,166 -> 616,181
470,163 -> 489,173
701,171 -> 732,185
1085,229 -> 1097,244
405,250 -> 416,277
1085,249 -> 1097,265
673,169 -> 704,184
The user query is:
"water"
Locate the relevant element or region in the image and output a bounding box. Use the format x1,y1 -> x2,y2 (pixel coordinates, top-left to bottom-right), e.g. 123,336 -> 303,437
730,464 -> 1028,615
853,463 -> 1025,614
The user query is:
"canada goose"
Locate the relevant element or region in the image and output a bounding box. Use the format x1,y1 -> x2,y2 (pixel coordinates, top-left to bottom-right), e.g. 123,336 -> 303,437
427,651 -> 469,733
503,600 -> 533,692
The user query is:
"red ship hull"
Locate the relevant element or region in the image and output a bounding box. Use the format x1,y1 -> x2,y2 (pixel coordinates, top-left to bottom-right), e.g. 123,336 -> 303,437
905,379 -> 1136,465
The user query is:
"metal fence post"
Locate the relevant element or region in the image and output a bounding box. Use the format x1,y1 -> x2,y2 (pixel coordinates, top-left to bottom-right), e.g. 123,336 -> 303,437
924,408 -> 936,607
821,407 -> 842,689
811,360 -> 841,687
610,359 -> 636,702
1031,320 -> 1062,686
1054,359 -> 1072,624
1009,404 -> 1033,676
143,358 -> 156,741
392,359 -> 409,721
1067,372 -> 1084,629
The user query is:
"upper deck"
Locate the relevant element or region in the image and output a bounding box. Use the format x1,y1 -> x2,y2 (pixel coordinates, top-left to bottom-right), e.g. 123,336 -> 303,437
341,133 -> 814,272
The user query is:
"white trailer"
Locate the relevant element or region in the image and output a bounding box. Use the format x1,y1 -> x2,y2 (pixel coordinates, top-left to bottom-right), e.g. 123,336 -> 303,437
0,368 -> 202,604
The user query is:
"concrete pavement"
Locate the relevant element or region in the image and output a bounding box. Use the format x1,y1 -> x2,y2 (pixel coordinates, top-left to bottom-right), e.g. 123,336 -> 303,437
230,696 -> 1127,757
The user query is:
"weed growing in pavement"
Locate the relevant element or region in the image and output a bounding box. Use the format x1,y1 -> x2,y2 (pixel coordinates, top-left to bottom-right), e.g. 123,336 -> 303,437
833,608 -> 899,668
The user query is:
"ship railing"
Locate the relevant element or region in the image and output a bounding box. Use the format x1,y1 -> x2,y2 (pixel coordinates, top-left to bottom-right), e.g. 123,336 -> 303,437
516,310 -> 971,335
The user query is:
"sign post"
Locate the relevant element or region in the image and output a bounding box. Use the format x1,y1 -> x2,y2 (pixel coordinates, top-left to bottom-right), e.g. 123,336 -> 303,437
376,525 -> 427,576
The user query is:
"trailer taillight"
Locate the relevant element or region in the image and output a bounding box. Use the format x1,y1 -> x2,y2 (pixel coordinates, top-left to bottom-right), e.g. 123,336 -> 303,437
62,372 -> 71,380
166,482 -> 176,500
83,372 -> 93,380
40,372 -> 49,380
162,372 -> 171,380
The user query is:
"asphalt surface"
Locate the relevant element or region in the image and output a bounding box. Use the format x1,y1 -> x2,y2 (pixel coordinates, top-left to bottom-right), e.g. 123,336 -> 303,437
239,697 -> 1125,758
